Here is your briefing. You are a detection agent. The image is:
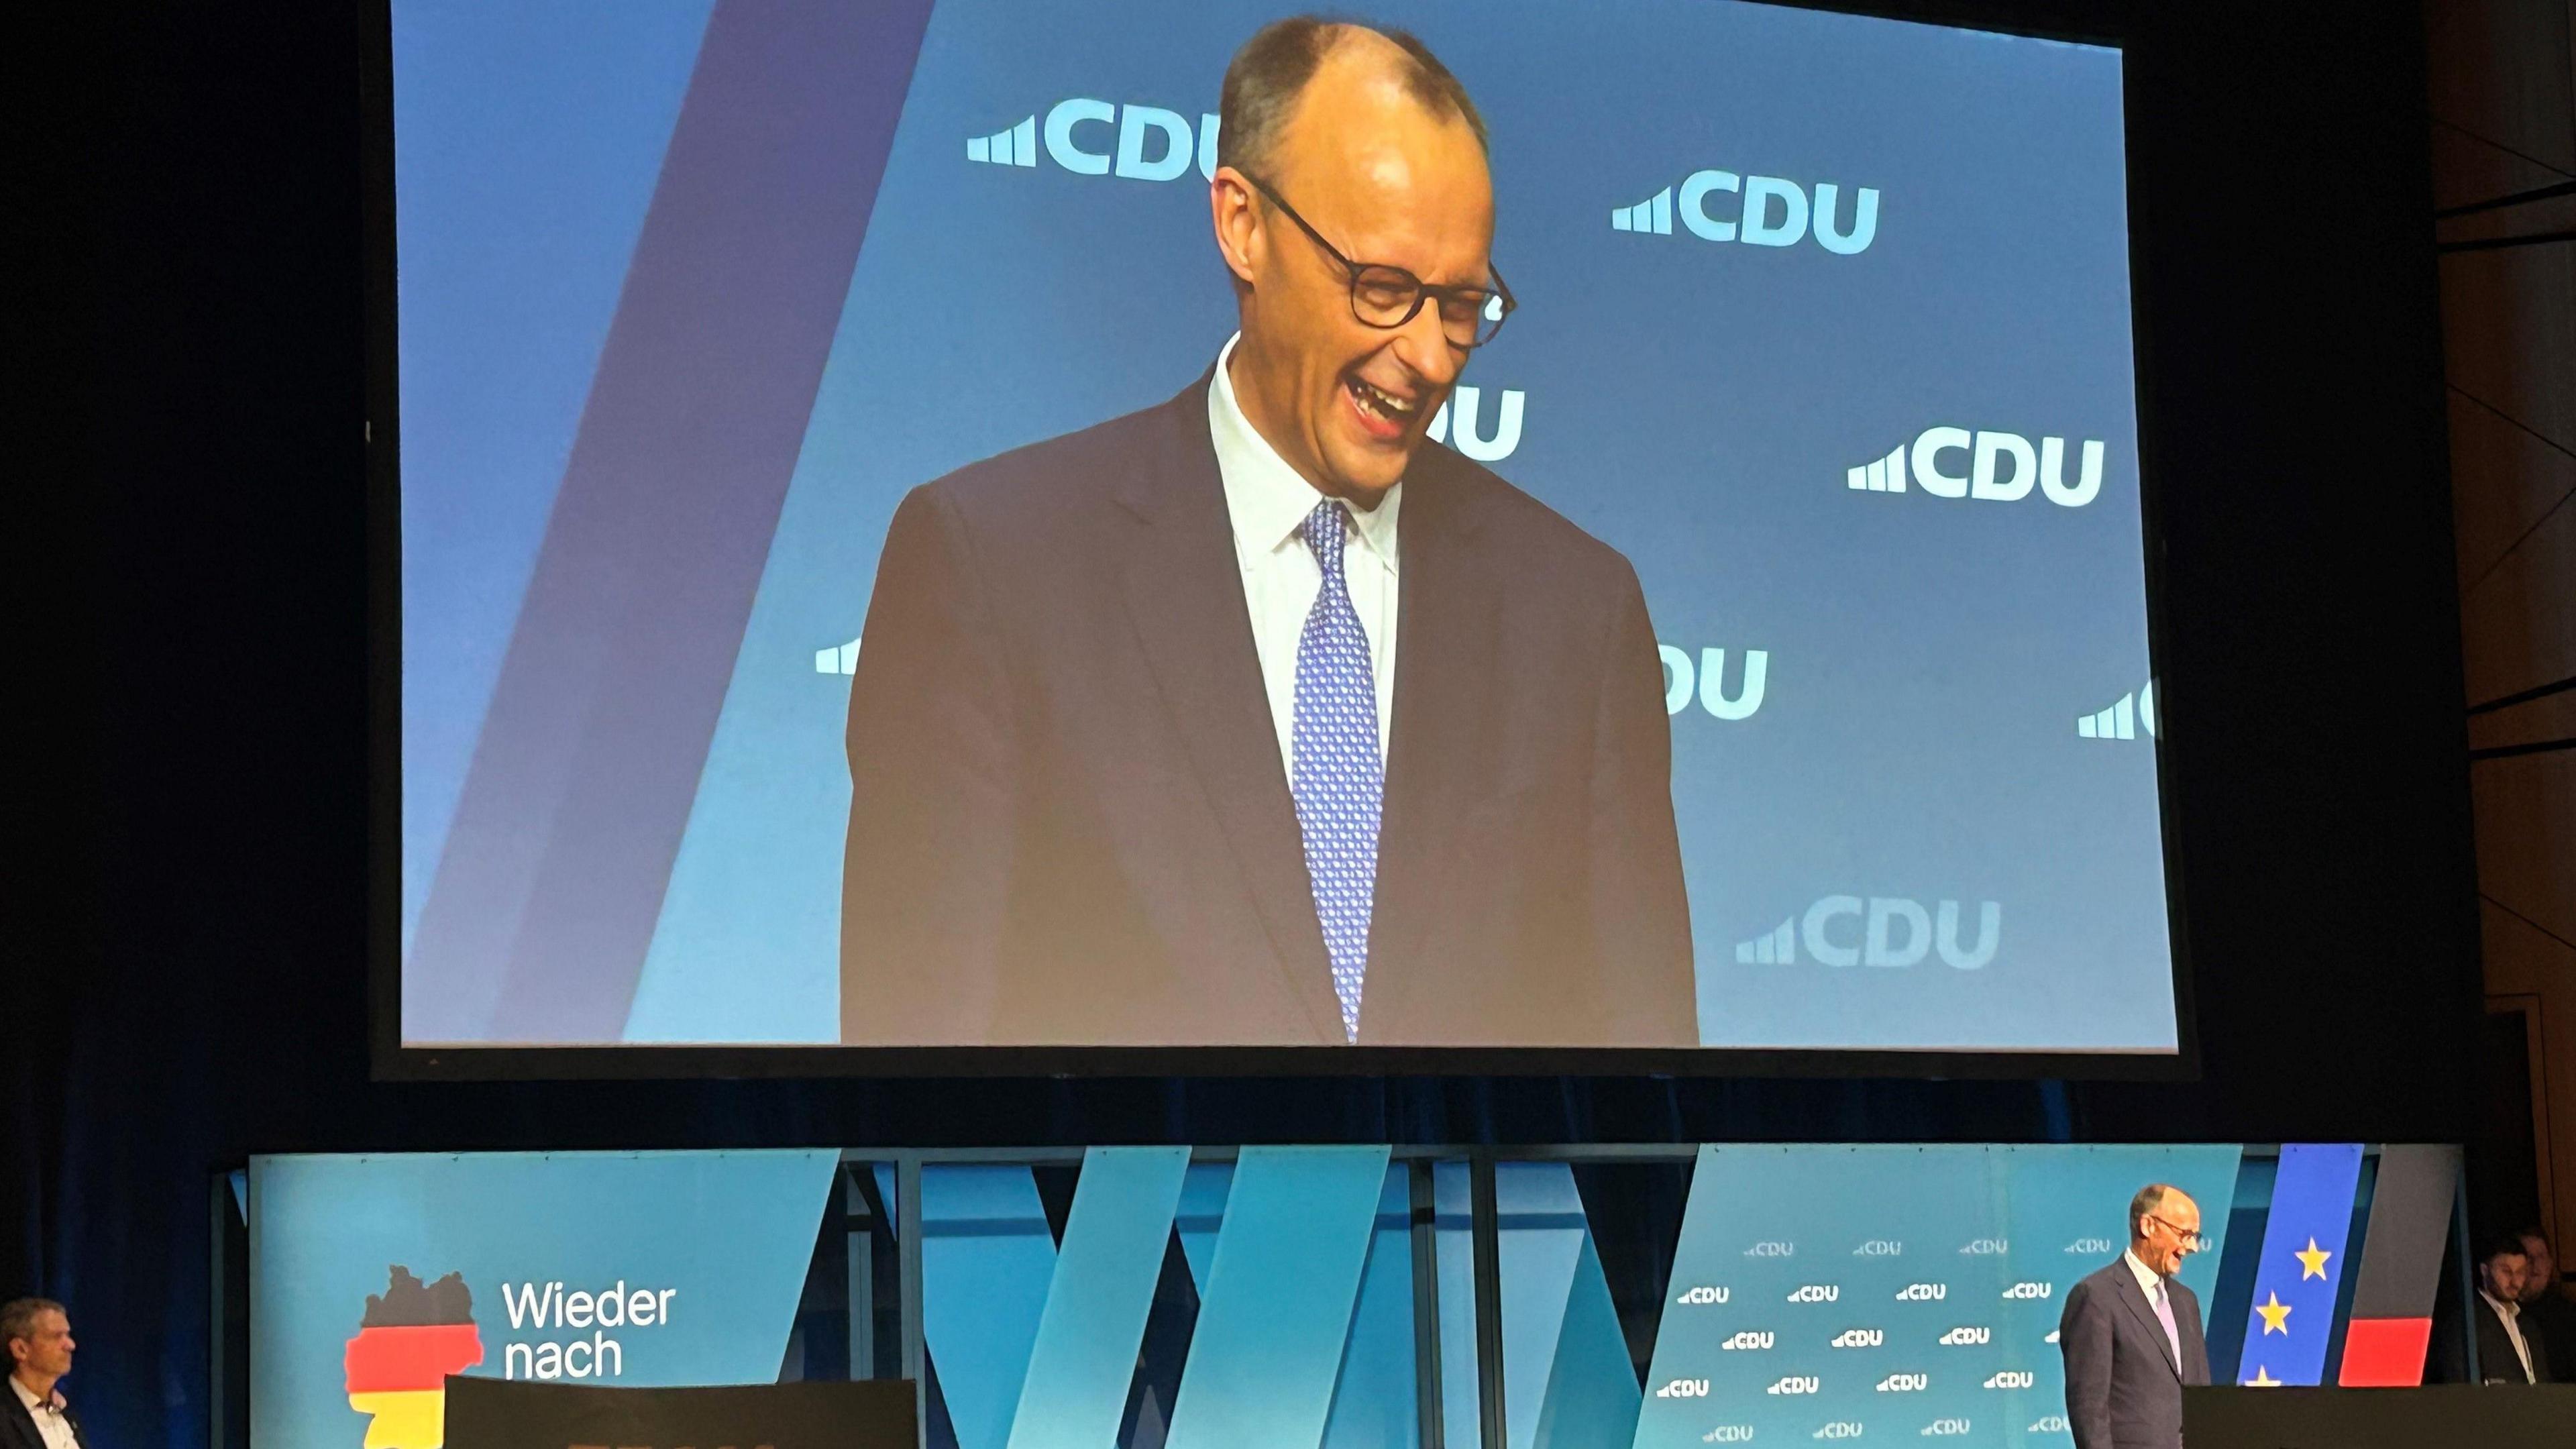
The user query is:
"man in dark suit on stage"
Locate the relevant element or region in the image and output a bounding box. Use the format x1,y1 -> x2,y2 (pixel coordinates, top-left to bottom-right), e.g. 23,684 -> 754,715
2057,1184 -> 2210,1449
3,1299 -> 89,1449
840,17 -> 1693,1047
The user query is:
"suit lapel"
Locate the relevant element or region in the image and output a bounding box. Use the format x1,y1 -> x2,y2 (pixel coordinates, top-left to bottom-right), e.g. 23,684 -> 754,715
1116,379 -> 1342,1041
1368,451 -> 1494,982
2112,1265 -> 2183,1379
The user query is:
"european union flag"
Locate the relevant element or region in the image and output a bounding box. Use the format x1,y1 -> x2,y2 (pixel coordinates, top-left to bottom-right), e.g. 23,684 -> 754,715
2237,1143 -> 2363,1385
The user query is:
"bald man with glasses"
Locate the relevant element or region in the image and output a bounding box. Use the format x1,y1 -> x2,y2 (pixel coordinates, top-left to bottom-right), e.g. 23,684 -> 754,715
839,16 -> 1692,1048
2059,1184 -> 2210,1449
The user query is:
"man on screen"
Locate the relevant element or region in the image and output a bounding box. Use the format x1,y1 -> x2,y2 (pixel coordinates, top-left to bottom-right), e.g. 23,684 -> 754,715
840,17 -> 1693,1046
2057,1184 -> 2208,1449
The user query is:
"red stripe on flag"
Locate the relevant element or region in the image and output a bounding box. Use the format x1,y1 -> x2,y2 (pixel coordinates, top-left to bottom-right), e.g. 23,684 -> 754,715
2337,1316 -> 2431,1386
343,1324 -> 484,1393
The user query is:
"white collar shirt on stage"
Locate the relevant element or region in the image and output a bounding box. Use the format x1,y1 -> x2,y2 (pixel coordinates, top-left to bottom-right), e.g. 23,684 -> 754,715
1208,331 -> 1401,782
2479,1289 -> 2535,1382
2121,1248 -> 2164,1300
9,1376 -> 76,1449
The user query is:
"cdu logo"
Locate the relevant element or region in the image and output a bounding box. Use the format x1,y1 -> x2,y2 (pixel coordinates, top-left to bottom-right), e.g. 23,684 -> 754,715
1854,1240 -> 1904,1258
1768,1377 -> 1823,1396
2002,1282 -> 2053,1300
1658,1379 -> 1714,1399
1659,646 -> 1768,720
1937,1326 -> 1990,1346
966,99 -> 1218,182
2077,682 -> 2157,742
1735,899 -> 2002,970
1676,1285 -> 1733,1305
1723,1330 -> 1777,1351
2063,1237 -> 2116,1255
1893,1284 -> 1948,1302
1813,1425 -> 1866,1441
1984,1371 -> 2036,1390
1921,1421 -> 1973,1438
1613,170 -> 1879,255
1874,1374 -> 1929,1393
1746,1241 -> 1799,1258
1703,1429 -> 1756,1444
1424,384 -> 1524,462
1788,1285 -> 1843,1303
1845,429 -> 2106,507
1957,1239 -> 2008,1256
1831,1328 -> 1886,1349
815,635 -> 861,676
2027,1415 -> 2070,1434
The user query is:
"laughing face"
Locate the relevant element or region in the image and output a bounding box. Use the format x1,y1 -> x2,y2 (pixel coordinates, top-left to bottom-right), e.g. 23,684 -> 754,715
1212,33 -> 1493,504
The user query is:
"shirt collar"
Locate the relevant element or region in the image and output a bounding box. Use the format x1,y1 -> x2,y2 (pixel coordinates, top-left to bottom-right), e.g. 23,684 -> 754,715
1208,333 -> 1400,568
2481,1289 -> 2520,1322
8,1375 -> 47,1411
2123,1248 -> 2165,1297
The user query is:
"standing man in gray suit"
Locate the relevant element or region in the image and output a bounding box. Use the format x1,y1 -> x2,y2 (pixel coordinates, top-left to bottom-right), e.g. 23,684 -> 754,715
2058,1183 -> 2210,1449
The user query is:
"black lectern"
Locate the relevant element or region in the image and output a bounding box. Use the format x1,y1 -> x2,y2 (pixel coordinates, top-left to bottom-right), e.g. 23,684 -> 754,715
2182,1384 -> 2576,1448
444,1377 -> 919,1449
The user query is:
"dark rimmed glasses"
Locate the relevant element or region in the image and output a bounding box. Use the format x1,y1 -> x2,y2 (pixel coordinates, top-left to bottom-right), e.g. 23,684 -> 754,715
2144,1214 -> 2208,1253
1239,170 -> 1515,349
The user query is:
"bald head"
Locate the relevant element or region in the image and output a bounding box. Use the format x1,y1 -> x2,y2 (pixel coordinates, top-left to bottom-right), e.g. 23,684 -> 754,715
1219,18 -> 1487,183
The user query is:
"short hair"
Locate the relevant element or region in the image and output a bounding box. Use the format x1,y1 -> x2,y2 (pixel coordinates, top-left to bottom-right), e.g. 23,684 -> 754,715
2482,1232 -> 2533,1264
2129,1183 -> 2177,1238
1,1298 -> 64,1355
1218,16 -> 1488,181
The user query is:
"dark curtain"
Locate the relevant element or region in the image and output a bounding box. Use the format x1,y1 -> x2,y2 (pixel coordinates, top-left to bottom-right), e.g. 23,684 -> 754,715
38,3 -> 2478,1446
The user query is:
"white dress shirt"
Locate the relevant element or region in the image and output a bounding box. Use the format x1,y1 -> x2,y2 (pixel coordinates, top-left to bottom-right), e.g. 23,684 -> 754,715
2123,1249 -> 2184,1365
1207,333 -> 1400,782
9,1375 -> 77,1449
2480,1289 -> 2536,1383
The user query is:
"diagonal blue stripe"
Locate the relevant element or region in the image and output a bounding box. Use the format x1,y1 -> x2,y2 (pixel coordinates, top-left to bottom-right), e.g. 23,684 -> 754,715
1167,1146 -> 1392,1449
1321,1167 -> 1417,1449
2237,1142 -> 2363,1386
1008,1148 -> 1191,1449
919,1167 -> 1057,1449
1534,1234 -> 1642,1449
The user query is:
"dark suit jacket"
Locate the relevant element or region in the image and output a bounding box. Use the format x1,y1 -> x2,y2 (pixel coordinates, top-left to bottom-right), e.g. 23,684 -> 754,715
2525,1291 -> 2576,1384
1,1387 -> 89,1449
2058,1258 -> 2208,1449
840,373 -> 1694,1046
2433,1293 -> 2555,1385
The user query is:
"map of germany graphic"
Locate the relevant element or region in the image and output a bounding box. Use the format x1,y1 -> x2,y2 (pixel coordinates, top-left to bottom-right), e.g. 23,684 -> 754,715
343,1267 -> 482,1449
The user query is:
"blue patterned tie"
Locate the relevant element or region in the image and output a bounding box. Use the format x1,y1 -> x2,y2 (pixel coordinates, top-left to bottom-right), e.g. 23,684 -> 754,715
1292,500 -> 1383,1042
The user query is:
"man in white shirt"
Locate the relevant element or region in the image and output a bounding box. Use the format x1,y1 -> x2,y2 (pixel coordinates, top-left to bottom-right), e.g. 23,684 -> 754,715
2457,1235 -> 2550,1385
841,17 -> 1692,1047
2057,1185 -> 2210,1449
2,1299 -> 87,1449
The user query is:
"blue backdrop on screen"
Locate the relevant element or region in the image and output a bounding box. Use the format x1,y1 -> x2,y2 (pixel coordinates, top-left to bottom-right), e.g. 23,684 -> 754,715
395,0 -> 2169,1049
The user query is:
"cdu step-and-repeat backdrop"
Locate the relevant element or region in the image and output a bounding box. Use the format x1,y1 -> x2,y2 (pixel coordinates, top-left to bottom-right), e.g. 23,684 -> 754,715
241,1145 -> 2457,1448
394,0 -> 2174,1051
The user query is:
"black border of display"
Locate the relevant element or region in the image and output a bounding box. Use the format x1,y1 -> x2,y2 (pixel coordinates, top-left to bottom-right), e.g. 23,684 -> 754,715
365,1 -> 2200,1083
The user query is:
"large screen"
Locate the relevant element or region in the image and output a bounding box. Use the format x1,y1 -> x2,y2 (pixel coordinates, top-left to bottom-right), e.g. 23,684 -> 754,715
388,0 -> 2179,1059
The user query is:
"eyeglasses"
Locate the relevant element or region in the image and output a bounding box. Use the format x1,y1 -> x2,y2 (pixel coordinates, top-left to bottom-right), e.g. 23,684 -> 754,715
1238,170 -> 1515,349
2145,1214 -> 2208,1252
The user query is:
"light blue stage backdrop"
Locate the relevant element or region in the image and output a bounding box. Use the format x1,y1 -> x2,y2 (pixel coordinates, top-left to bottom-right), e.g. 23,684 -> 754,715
396,0 -> 2171,1050
248,1150 -> 839,1449
1625,1145 -> 2243,1448
249,1146 -> 2386,1449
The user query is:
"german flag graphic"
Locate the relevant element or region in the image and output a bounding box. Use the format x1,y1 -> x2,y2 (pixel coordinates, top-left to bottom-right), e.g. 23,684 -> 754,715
343,1267 -> 482,1449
